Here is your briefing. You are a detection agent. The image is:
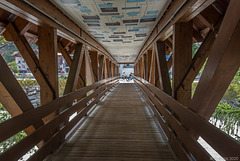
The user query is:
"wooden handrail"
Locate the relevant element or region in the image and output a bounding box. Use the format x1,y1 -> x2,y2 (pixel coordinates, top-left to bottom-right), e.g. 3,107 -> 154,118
29,82 -> 117,161
0,77 -> 118,161
134,76 -> 240,159
135,78 -> 211,160
0,76 -> 118,143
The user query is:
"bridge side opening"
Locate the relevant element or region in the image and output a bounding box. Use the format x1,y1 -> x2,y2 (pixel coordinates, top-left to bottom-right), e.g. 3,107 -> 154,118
0,0 -> 240,160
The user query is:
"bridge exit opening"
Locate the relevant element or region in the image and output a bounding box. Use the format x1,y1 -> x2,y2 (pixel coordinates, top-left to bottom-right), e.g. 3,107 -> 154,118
119,64 -> 134,83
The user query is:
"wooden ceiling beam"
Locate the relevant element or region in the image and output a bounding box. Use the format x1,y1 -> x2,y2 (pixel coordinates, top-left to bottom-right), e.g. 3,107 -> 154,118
190,0 -> 240,121
135,0 -> 211,64
0,0 -> 117,64
180,0 -> 216,22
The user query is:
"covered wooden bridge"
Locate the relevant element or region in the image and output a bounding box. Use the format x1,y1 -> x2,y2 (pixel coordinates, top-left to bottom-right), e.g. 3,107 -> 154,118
0,0 -> 240,160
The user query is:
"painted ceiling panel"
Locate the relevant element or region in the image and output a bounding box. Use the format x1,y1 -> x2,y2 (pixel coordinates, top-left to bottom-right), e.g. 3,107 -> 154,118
50,0 -> 171,62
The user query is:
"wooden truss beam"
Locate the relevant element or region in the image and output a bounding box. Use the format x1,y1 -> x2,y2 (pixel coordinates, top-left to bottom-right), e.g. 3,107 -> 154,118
146,50 -> 152,81
172,21 -> 193,106
135,0 -> 206,64
4,22 -> 55,102
38,25 -> 59,122
149,49 -> 155,85
190,0 -> 240,120
143,54 -> 147,80
0,0 -> 117,63
101,56 -> 107,79
105,58 -> 110,79
0,56 -> 43,135
89,51 -> 99,82
155,41 -> 172,95
58,41 -> 72,66
140,57 -> 144,78
64,43 -> 85,95
176,21 -> 221,103
85,50 -> 95,85
98,55 -> 105,80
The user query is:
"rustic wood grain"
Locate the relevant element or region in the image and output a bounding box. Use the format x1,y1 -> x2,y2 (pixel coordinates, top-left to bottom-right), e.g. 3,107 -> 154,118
51,83 -> 176,161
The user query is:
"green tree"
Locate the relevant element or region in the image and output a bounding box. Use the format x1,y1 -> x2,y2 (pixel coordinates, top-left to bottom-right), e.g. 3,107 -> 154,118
8,61 -> 19,73
192,42 -> 201,58
0,104 -> 27,153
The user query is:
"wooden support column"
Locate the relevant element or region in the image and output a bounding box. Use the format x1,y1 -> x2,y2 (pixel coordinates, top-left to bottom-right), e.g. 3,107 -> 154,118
79,51 -> 86,88
140,57 -> 144,78
155,45 -> 160,88
190,0 -> 240,120
108,61 -> 112,78
117,65 -> 120,76
98,55 -> 105,80
176,21 -> 221,103
103,57 -> 108,79
146,50 -> 152,81
113,64 -> 116,76
155,41 -> 172,95
38,26 -> 59,107
105,58 -> 110,78
149,49 -> 155,85
64,43 -> 85,94
111,62 -> 114,77
172,20 -> 193,106
85,50 -> 94,85
143,54 -> 147,80
89,51 -> 98,82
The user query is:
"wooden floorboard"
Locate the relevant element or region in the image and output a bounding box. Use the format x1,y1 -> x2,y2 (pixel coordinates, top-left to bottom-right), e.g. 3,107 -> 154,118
50,83 -> 177,161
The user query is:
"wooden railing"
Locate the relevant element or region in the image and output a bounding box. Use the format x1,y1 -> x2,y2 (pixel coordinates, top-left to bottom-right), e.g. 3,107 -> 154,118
0,77 -> 119,161
134,76 -> 240,161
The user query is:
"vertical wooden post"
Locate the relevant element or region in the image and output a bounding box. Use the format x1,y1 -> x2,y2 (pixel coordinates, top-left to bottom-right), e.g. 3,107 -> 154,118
85,50 -> 94,85
155,41 -> 172,95
111,62 -> 114,77
135,62 -> 138,76
172,20 -> 193,105
79,51 -> 86,88
105,58 -> 110,78
89,51 -> 98,82
146,50 -> 152,81
143,54 -> 147,80
155,45 -> 160,88
140,57 -> 144,78
117,65 -> 119,77
114,64 -> 117,76
38,26 -> 58,122
149,50 -> 155,85
104,57 -> 108,79
98,55 -> 105,80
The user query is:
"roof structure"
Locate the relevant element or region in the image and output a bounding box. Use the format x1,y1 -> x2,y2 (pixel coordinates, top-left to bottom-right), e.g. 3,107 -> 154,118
50,0 -> 171,62
0,0 -> 240,161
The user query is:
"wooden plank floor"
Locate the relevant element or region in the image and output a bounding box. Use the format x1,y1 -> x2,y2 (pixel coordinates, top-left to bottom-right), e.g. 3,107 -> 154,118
50,83 -> 177,161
